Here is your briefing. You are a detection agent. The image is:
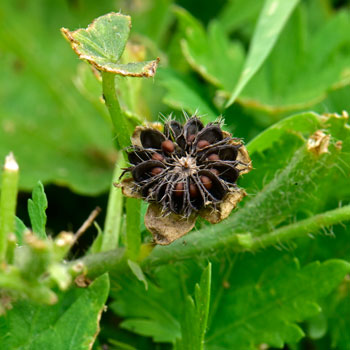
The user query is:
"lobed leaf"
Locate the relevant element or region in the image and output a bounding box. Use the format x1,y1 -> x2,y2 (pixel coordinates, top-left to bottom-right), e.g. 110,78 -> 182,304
206,258 -> 350,349
127,260 -> 148,291
28,181 -> 48,239
0,273 -> 110,350
174,7 -> 244,92
110,251 -> 350,350
14,217 -> 27,245
175,263 -> 211,350
109,264 -> 193,342
239,8 -> 350,113
327,277 -> 350,349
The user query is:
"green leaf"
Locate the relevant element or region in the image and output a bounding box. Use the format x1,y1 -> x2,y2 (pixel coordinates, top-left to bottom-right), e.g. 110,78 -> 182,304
0,273 -> 110,350
88,222 -> 104,255
14,217 -> 27,245
246,112 -> 321,154
28,181 -> 47,239
175,263 -> 211,350
174,7 -> 244,93
306,313 -> 327,340
61,13 -> 159,77
110,265 -> 187,342
157,68 -> 218,123
322,274 -> 350,349
110,252 -> 350,349
127,260 -> 148,291
226,113 -> 348,234
218,0 -> 264,33
206,258 -> 350,350
238,8 -> 350,113
226,0 -> 300,107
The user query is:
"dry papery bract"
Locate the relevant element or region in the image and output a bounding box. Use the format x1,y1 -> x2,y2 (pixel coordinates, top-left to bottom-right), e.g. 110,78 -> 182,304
121,115 -> 252,245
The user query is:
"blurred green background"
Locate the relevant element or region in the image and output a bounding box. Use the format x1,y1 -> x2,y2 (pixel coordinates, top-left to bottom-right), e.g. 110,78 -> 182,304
0,0 -> 349,235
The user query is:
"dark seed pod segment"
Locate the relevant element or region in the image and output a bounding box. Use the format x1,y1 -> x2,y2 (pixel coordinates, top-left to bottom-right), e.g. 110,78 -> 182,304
121,116 -> 252,245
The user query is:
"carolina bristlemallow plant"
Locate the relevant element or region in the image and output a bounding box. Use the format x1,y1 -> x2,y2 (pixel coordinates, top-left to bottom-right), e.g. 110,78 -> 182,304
1,11 -> 350,350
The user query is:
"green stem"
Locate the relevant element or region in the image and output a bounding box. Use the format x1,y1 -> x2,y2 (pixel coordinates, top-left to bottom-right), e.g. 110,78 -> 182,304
101,71 -> 132,251
101,71 -> 130,150
145,205 -> 350,268
250,205 -> 350,250
0,153 -> 19,263
76,247 -> 126,278
125,197 -> 141,260
77,205 -> 350,277
102,152 -> 125,251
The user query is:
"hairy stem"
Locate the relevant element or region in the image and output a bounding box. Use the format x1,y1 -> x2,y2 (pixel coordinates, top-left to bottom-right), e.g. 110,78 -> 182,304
101,71 -> 130,150
77,205 -> 350,277
101,71 -> 131,250
0,153 -> 19,263
145,205 -> 350,268
250,205 -> 350,250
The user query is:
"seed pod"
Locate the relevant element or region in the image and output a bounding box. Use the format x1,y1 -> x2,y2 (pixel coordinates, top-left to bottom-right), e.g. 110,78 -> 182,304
120,115 -> 252,245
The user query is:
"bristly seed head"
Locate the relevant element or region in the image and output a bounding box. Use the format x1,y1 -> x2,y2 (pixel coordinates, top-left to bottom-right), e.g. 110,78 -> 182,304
122,115 -> 250,218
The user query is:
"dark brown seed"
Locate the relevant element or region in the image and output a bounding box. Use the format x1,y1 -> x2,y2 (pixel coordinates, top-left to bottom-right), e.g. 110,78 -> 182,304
200,175 -> 212,190
161,140 -> 175,153
189,183 -> 198,197
152,152 -> 164,161
174,182 -> 184,197
209,168 -> 220,176
207,153 -> 220,161
151,167 -> 163,176
197,140 -> 210,149
187,134 -> 196,143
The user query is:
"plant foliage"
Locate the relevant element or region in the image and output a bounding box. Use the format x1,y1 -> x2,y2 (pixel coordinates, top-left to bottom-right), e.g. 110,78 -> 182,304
0,0 -> 349,349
